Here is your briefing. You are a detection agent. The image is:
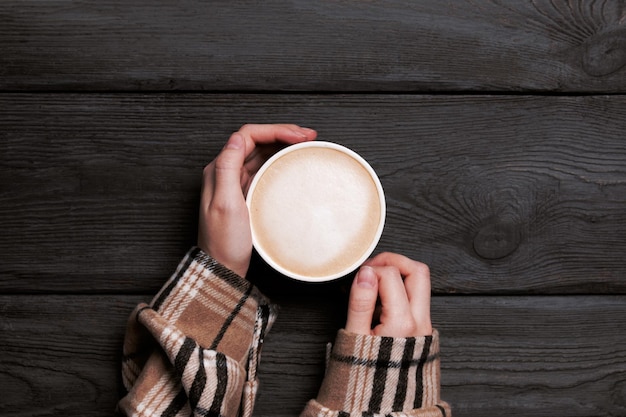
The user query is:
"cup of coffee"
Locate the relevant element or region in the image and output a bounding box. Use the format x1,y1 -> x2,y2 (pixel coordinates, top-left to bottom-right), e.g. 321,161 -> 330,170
246,141 -> 386,282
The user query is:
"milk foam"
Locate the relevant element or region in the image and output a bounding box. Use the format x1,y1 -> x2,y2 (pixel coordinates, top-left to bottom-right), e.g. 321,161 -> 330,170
249,147 -> 383,278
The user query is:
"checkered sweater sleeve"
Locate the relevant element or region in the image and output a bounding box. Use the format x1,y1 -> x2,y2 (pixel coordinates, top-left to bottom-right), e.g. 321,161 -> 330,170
301,329 -> 451,417
118,247 -> 277,417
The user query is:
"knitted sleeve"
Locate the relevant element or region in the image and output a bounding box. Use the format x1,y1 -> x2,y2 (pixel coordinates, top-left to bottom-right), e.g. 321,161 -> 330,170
118,247 -> 277,417
300,329 -> 451,417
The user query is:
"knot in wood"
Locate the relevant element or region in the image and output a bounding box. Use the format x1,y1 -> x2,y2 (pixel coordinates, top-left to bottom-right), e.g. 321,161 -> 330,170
473,221 -> 521,260
582,28 -> 626,77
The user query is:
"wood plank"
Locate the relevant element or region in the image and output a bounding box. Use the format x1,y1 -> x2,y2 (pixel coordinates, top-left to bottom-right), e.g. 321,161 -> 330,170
0,295 -> 141,417
432,296 -> 626,417
2,94 -> 625,294
1,1 -> 625,92
1,294 -> 625,417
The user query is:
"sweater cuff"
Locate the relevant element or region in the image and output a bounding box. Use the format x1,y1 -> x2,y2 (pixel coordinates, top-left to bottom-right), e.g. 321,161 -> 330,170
301,329 -> 451,417
149,246 -> 277,366
119,247 -> 277,417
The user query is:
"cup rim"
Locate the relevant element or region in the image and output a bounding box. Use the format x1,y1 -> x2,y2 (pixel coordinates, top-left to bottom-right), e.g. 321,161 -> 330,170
246,141 -> 386,282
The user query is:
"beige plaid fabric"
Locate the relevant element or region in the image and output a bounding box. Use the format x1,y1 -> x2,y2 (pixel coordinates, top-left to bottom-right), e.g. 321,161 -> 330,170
118,247 -> 449,417
118,247 -> 277,417
301,329 -> 451,417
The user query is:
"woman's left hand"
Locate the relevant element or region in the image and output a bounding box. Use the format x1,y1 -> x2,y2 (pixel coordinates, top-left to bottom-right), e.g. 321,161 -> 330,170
198,124 -> 317,278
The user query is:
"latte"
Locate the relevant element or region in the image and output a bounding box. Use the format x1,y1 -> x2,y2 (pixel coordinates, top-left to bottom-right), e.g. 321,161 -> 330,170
246,141 -> 385,282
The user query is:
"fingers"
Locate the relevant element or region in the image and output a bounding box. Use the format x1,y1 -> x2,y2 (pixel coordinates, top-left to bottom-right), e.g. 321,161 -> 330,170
403,263 -> 432,335
207,123 -> 316,206
363,252 -> 433,337
206,124 -> 316,202
237,124 -> 317,190
376,266 -> 411,319
365,253 -> 431,319
345,265 -> 414,337
238,123 -> 317,157
374,265 -> 418,337
364,252 -> 423,277
346,266 -> 417,337
345,266 -> 378,335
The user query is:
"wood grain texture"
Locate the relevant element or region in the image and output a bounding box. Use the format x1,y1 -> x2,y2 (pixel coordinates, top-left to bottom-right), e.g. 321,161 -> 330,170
1,294 -> 624,417
2,94 -> 625,294
1,0 -> 625,92
2,1 -> 623,416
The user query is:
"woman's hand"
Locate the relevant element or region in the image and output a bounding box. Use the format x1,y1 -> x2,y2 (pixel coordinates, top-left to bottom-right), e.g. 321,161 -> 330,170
198,124 -> 317,278
345,252 -> 433,337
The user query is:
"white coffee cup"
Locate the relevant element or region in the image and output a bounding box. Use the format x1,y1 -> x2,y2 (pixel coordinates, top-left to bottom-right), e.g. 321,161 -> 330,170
246,141 -> 386,282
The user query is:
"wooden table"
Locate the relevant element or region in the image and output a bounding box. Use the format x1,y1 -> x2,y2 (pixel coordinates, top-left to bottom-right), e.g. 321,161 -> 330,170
1,2 -> 625,416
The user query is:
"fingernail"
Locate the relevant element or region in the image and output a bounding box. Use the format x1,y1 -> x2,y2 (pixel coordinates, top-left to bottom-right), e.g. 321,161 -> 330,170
301,127 -> 317,138
225,133 -> 244,150
357,266 -> 376,288
292,129 -> 309,138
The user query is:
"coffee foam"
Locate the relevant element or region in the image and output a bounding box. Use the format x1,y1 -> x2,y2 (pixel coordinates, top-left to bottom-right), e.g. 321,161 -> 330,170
249,145 -> 384,279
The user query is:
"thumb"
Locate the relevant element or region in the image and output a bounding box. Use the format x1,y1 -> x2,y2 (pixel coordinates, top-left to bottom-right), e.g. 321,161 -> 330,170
213,133 -> 246,204
345,266 -> 378,335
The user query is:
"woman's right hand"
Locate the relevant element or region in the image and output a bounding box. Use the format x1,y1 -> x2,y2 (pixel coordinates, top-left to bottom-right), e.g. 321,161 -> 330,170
344,252 -> 433,337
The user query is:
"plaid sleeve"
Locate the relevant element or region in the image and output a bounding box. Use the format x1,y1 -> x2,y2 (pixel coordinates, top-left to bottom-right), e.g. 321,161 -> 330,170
118,247 -> 277,417
301,329 -> 451,417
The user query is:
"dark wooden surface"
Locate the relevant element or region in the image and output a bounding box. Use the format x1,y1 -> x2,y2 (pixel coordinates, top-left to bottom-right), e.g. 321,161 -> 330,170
1,2 -> 625,417
1,1 -> 625,92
